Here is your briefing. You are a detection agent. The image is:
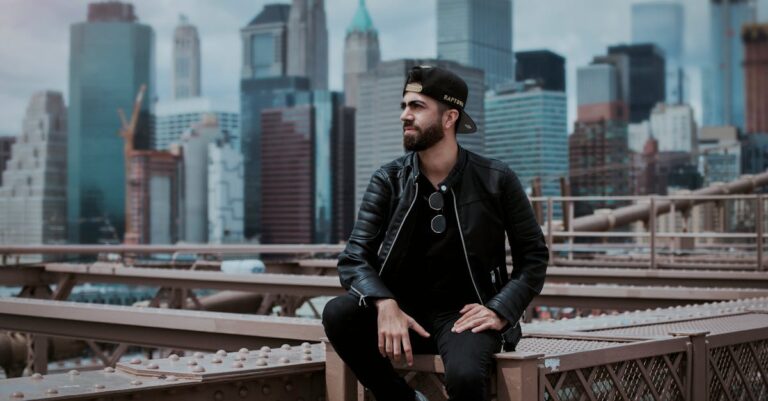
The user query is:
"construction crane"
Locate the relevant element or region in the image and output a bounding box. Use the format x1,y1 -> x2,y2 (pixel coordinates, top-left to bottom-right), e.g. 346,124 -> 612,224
117,84 -> 147,245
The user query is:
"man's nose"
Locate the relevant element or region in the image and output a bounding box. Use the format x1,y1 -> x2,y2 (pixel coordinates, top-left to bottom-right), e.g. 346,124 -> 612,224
400,108 -> 413,122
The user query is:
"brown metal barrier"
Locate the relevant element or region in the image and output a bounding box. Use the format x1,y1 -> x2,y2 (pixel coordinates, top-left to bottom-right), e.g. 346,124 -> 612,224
2,298 -> 768,400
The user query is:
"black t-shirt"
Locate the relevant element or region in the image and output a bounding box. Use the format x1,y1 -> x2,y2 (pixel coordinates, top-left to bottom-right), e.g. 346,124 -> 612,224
395,174 -> 479,313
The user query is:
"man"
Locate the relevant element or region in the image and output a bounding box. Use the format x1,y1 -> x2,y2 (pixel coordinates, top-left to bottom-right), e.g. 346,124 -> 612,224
322,65 -> 548,401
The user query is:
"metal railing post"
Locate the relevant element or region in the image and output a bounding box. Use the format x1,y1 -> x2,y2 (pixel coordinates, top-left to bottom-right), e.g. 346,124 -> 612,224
547,197 -> 554,264
650,197 -> 657,270
670,330 -> 709,401
758,195 -> 764,271
568,201 -> 575,261
496,352 -> 543,401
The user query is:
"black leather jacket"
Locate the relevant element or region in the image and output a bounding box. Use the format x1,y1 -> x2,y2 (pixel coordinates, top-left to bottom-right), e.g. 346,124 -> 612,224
337,146 -> 548,349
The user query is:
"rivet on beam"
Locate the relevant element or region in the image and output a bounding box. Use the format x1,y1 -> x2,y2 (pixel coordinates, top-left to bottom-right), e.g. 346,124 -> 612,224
302,355 -> 312,361
261,385 -> 271,395
93,384 -> 105,390
238,387 -> 248,398
239,348 -> 249,354
130,358 -> 142,365
10,391 -> 24,399
194,352 -> 205,359
45,389 -> 58,395
146,363 -> 159,370
69,370 -> 80,376
169,354 -> 180,361
211,357 -> 223,364
187,360 -> 198,366
279,357 -> 290,364
302,342 -> 311,348
231,362 -> 244,368
31,373 -> 43,380
214,391 -> 224,401
281,344 -> 292,350
104,367 -> 115,373
165,375 -> 178,382
216,350 -> 227,357
256,358 -> 268,366
192,366 -> 206,373
260,346 -> 270,353
130,380 -> 143,386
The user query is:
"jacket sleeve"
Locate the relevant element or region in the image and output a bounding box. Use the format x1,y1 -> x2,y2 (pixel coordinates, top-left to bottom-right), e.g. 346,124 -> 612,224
337,168 -> 396,306
485,167 -> 549,326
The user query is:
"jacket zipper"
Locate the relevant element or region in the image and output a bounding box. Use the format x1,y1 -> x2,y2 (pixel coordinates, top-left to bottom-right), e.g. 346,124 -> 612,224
451,189 -> 483,304
350,285 -> 367,307
378,182 -> 419,276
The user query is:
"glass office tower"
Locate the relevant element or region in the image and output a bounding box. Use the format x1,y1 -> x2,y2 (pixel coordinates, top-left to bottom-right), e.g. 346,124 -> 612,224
437,0 -> 513,89
68,2 -> 154,243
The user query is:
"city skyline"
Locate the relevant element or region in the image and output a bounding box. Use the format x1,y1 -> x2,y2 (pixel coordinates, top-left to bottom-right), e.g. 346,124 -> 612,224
0,0 -> 748,138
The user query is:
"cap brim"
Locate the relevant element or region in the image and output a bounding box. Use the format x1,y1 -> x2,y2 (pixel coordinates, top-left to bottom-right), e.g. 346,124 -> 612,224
457,109 -> 477,134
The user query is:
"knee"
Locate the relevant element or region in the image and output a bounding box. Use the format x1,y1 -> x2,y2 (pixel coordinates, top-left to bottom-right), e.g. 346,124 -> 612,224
444,363 -> 488,400
321,295 -> 358,338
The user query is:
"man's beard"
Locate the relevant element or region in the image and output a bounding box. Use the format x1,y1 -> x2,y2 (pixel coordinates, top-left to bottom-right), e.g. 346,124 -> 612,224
403,121 -> 444,151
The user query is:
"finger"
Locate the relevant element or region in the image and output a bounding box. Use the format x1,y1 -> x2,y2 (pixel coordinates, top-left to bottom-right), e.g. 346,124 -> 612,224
378,331 -> 386,358
459,303 -> 479,314
392,334 -> 402,363
454,316 -> 487,333
471,322 -> 494,333
453,307 -> 484,330
409,319 -> 431,338
402,335 -> 414,366
385,335 -> 393,360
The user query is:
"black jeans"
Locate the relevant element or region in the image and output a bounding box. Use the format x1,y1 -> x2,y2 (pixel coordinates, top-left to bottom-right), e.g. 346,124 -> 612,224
322,294 -> 502,401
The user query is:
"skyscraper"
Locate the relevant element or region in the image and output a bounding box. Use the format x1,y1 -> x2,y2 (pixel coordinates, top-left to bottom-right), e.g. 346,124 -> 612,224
437,0 -> 513,89
241,77 -> 310,239
570,58 -> 630,208
515,50 -> 566,92
743,23 -> 768,134
649,104 -> 698,153
241,4 -> 291,79
0,137 -> 14,186
711,0 -> 756,129
485,82 -> 567,216
172,15 -> 201,99
607,44 -> 666,123
208,137 -> 244,244
68,2 -> 154,244
124,149 -> 181,245
287,0 -> 329,90
179,117 -> 220,243
241,4 -> 311,239
355,59 -> 484,210
631,2 -> 685,104
153,97 -> 239,151
260,92 -> 353,244
0,91 -> 67,251
344,0 -> 380,108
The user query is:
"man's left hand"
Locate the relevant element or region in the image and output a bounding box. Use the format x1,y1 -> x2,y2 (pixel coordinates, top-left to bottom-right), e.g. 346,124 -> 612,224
452,304 -> 508,333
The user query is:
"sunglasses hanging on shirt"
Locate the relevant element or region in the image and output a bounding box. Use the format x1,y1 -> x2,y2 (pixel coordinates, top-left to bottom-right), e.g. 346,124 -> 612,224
428,191 -> 446,234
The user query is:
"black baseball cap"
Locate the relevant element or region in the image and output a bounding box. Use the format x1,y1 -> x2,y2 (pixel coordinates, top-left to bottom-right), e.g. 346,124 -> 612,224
402,65 -> 477,134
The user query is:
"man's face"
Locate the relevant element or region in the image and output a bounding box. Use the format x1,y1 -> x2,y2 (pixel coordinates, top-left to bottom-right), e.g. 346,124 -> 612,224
400,91 -> 444,152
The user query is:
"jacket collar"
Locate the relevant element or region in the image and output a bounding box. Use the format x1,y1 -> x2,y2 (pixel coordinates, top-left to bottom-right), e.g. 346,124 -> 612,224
410,145 -> 468,192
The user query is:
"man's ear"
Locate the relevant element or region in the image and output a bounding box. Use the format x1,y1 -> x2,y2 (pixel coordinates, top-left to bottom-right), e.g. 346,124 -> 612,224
444,109 -> 459,129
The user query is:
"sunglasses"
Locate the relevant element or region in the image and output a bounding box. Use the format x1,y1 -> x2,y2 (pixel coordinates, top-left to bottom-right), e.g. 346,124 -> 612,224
428,191 -> 446,234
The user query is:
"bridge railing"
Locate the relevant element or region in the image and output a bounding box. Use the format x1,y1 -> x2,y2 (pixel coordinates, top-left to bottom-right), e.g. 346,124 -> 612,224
530,194 -> 766,271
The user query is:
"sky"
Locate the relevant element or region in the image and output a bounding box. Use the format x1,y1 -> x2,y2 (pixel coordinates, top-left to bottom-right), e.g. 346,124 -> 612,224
0,0 -> 765,137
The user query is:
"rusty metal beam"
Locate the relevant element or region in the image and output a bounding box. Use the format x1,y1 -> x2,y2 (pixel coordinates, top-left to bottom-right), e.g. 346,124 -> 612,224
0,244 -> 345,256
546,267 -> 768,289
44,264 -> 345,296
0,298 -> 325,351
569,172 -> 768,232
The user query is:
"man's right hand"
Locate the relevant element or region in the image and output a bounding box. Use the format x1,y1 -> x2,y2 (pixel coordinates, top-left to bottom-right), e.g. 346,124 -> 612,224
375,298 -> 430,367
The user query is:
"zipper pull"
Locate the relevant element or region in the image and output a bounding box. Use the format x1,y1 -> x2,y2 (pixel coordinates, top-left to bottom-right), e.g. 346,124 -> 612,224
490,270 -> 496,284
